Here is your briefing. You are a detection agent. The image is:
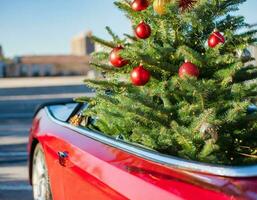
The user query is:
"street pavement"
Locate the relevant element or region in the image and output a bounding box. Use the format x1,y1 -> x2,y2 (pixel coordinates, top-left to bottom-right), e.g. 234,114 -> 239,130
0,77 -> 91,200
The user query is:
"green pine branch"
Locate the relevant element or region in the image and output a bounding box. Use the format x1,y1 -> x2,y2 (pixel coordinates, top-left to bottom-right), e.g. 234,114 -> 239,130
91,35 -> 116,48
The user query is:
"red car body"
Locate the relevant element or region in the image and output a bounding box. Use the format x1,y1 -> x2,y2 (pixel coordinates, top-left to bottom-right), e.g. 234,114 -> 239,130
28,102 -> 257,200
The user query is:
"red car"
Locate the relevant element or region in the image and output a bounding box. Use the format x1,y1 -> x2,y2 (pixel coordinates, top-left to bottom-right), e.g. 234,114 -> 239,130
28,101 -> 257,200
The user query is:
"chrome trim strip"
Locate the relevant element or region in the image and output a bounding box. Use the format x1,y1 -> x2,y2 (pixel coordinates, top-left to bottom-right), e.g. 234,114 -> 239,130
45,107 -> 257,178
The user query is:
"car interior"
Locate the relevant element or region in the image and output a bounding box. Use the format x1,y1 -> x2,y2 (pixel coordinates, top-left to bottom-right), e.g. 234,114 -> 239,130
47,101 -> 101,133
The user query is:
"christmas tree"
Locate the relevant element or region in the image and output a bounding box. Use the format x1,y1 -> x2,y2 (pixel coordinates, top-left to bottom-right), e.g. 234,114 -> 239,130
78,0 -> 257,165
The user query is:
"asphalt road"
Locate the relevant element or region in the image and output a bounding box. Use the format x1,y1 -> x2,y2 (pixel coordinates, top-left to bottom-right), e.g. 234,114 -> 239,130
0,83 -> 91,200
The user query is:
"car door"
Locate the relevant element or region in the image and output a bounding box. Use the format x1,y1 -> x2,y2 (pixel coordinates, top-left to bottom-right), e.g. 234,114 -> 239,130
60,135 -> 126,200
50,107 -> 182,200
57,104 -> 127,200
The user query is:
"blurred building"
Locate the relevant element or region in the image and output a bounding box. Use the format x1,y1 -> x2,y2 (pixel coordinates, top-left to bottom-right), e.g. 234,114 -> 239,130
71,31 -> 95,56
5,55 -> 91,77
4,31 -> 96,77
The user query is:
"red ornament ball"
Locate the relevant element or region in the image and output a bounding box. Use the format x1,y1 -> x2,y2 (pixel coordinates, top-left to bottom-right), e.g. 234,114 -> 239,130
208,31 -> 225,48
131,0 -> 149,11
179,61 -> 200,78
109,47 -> 128,68
131,64 -> 150,86
135,21 -> 151,39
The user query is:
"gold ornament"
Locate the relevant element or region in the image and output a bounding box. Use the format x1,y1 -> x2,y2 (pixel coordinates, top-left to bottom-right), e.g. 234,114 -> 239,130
153,0 -> 170,15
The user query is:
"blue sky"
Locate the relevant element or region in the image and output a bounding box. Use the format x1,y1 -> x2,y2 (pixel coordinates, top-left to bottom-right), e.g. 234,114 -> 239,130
0,0 -> 257,57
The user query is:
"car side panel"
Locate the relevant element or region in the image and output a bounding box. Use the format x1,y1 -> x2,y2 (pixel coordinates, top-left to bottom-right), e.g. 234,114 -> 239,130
61,139 -> 127,200
29,109 -> 257,200
52,129 -> 232,200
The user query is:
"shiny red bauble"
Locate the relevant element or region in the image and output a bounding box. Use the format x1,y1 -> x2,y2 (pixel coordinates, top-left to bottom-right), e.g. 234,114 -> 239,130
109,47 -> 128,68
179,61 -> 200,78
131,0 -> 149,11
135,21 -> 151,39
130,64 -> 150,86
208,31 -> 225,48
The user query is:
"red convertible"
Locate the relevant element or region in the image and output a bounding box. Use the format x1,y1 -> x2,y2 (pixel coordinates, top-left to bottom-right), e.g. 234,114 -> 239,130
28,101 -> 257,200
